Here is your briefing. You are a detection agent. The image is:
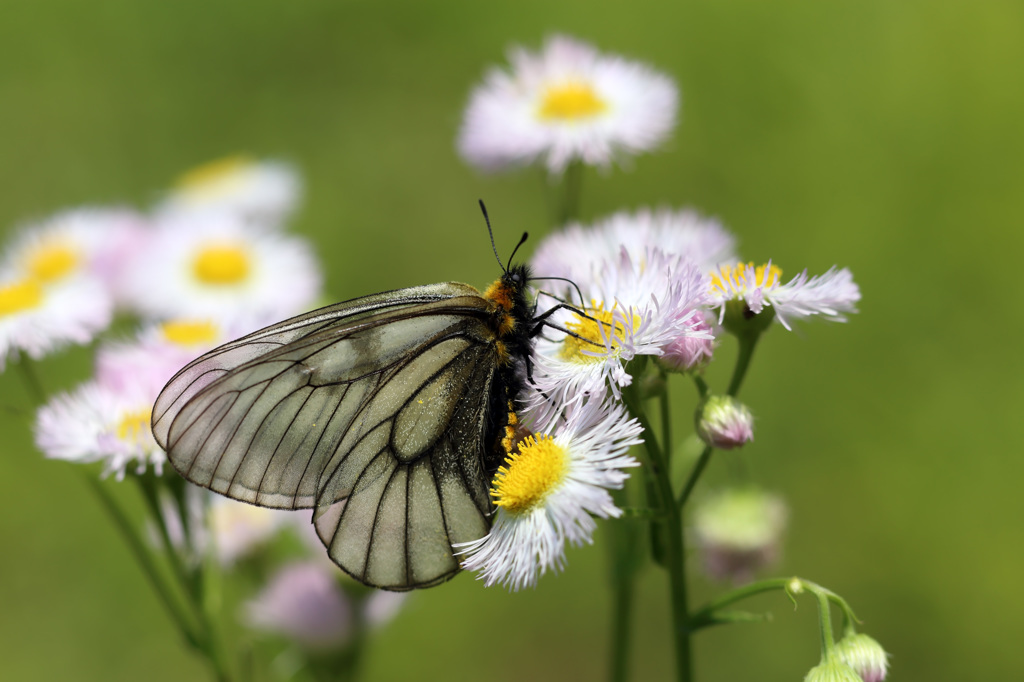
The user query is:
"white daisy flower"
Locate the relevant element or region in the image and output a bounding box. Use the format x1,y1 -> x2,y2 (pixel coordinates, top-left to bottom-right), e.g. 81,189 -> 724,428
119,209 -> 321,326
34,380 -> 164,479
160,156 -> 301,226
527,247 -> 710,421
531,207 -> 737,289
0,270 -> 113,370
709,261 -> 860,330
457,398 -> 642,590
2,207 -> 147,295
208,496 -> 293,566
95,319 -> 244,397
458,35 -> 679,174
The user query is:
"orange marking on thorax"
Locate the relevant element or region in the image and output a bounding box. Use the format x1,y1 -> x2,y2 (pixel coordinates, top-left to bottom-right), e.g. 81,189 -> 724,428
483,279 -> 514,312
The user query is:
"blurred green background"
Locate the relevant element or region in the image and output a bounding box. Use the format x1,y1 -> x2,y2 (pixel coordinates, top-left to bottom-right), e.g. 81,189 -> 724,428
2,1 -> 1022,680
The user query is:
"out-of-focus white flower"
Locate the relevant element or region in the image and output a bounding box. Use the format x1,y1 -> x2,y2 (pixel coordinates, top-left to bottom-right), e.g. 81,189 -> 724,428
34,380 -> 163,479
95,319 -> 243,397
363,590 -> 408,628
531,208 -> 736,286
208,496 -> 292,566
527,247 -> 710,419
457,398 -> 642,590
0,271 -> 112,370
709,262 -> 860,331
244,560 -> 351,649
161,156 -> 301,226
458,35 -> 679,174
2,207 -> 147,296
692,488 -> 787,583
835,633 -> 889,682
695,395 -> 754,450
119,209 -> 321,326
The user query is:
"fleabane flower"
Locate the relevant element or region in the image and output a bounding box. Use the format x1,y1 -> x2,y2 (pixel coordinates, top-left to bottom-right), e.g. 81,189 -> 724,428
709,261 -> 860,331
0,269 -> 112,370
458,35 -> 679,174
160,156 -> 301,226
34,380 -> 164,479
119,209 -> 321,326
2,207 -> 147,294
96,319 -> 243,397
531,207 -> 736,288
528,247 -> 710,418
243,561 -> 352,649
457,398 -> 642,590
208,496 -> 293,566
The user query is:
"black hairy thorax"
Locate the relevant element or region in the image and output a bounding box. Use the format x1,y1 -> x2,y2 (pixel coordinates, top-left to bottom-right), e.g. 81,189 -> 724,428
481,263 -> 537,475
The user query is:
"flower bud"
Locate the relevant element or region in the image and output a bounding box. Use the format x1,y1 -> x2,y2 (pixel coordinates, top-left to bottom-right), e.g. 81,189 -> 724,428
695,395 -> 753,450
804,655 -> 864,682
692,488 -> 787,583
721,297 -> 775,338
835,633 -> 889,682
659,313 -> 715,373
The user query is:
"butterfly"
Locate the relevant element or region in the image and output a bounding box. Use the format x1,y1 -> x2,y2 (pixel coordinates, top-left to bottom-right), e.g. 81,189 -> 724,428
151,222 -> 549,591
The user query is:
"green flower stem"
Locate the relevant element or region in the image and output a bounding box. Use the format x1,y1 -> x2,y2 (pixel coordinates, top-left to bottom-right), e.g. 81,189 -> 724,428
689,577 -> 794,630
676,445 -> 714,510
609,573 -> 634,682
605,497 -> 639,682
559,160 -> 584,225
658,376 -> 674,472
14,353 -> 46,404
136,474 -> 201,603
83,474 -> 201,648
689,576 -> 860,653
91,473 -> 235,681
815,590 -> 836,658
692,375 -> 709,399
726,332 -> 760,398
622,384 -> 692,682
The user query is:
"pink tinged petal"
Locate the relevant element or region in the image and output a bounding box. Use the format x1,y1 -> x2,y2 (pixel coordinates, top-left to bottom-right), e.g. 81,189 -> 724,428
244,561 -> 351,649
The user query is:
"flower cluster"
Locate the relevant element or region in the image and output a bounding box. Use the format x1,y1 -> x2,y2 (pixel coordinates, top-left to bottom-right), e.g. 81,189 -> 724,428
18,158 -> 321,480
13,158 -> 392,656
452,35 -> 862,594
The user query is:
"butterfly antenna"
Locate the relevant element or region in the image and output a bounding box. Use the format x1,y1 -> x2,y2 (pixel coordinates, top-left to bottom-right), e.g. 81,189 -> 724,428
479,200 -> 507,274
507,231 -> 529,271
530,276 -> 586,309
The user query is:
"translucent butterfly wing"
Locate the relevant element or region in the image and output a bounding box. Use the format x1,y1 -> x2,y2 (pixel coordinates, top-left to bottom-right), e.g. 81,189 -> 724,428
152,282 -> 498,589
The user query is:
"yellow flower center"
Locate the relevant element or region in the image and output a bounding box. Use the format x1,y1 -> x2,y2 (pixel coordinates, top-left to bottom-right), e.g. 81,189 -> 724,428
160,320 -> 219,347
192,243 -> 251,285
0,278 -> 44,317
27,242 -> 80,282
559,302 -> 639,364
710,263 -> 783,295
176,155 -> 252,191
117,408 -> 153,445
538,81 -> 607,121
491,434 -> 569,514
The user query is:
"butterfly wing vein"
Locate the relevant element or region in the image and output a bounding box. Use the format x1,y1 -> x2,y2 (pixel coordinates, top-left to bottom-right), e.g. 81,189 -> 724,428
152,283 -> 500,589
